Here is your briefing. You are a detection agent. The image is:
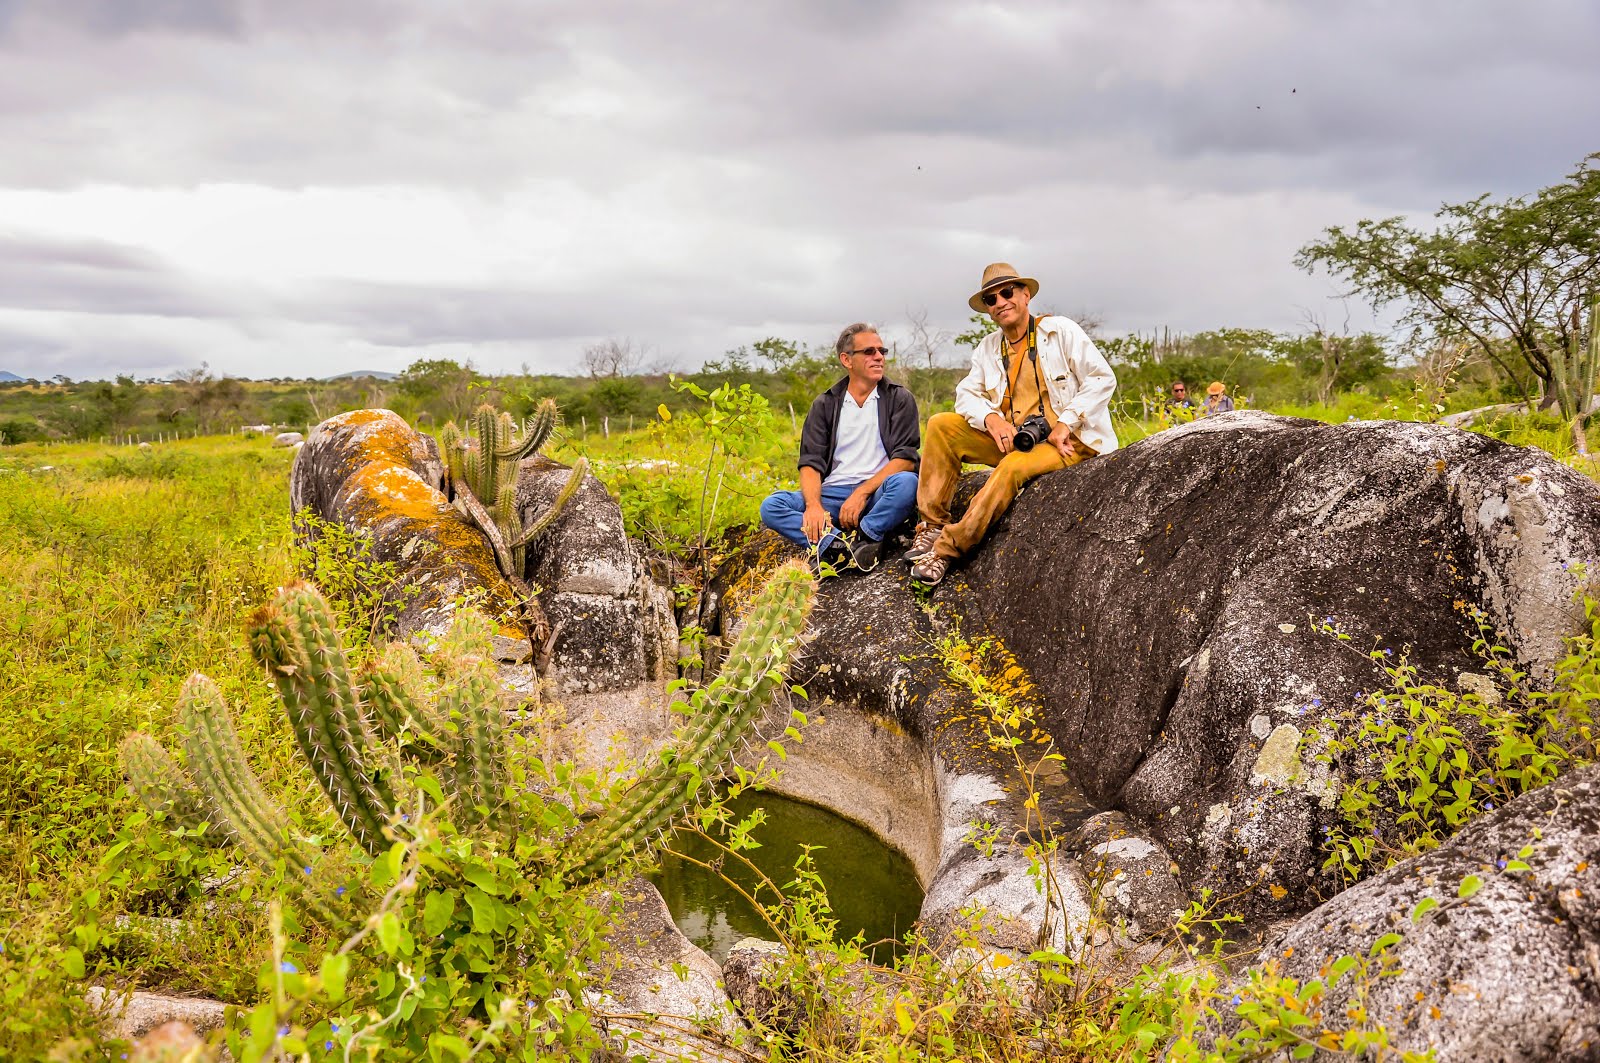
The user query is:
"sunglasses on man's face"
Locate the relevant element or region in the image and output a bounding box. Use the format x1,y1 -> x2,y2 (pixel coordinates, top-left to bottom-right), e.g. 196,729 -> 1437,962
851,346 -> 889,358
981,285 -> 1021,308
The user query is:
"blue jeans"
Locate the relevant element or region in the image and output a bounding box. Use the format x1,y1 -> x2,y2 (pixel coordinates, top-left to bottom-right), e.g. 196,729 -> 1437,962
760,471 -> 919,550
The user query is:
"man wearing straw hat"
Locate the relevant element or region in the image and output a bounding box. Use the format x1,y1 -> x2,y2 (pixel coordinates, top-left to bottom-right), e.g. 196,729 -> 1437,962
907,263 -> 1118,586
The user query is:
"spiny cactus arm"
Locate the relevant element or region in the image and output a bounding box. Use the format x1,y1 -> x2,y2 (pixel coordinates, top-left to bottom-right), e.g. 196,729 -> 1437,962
471,406 -> 503,500
496,480 -> 527,579
249,584 -> 395,857
439,421 -> 465,491
176,675 -> 350,927
119,732 -> 212,836
359,644 -> 450,759
452,477 -> 520,584
428,608 -> 509,829
441,663 -> 508,831
561,561 -> 815,883
521,399 -> 558,455
510,458 -> 588,549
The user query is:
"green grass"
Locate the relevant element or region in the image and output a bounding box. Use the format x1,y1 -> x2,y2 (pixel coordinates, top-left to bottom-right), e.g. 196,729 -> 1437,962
1,401 -> 1594,1056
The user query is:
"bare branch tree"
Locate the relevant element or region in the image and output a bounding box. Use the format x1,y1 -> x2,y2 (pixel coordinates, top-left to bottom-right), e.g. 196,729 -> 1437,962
903,307 -> 953,371
581,337 -> 642,379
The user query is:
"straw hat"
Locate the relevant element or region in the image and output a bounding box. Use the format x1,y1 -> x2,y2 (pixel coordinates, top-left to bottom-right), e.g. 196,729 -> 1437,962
1206,381 -> 1227,396
968,262 -> 1040,313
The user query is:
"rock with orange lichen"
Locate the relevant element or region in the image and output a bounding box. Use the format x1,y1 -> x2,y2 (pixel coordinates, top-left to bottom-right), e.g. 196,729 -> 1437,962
290,410 -> 679,740
290,409 -> 522,642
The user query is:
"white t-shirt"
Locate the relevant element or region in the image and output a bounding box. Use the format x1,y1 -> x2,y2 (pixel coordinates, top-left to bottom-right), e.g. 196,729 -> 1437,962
823,388 -> 887,487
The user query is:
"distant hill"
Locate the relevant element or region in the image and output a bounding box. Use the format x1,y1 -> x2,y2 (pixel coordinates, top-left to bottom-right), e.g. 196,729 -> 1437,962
0,370 -> 23,382
322,369 -> 397,381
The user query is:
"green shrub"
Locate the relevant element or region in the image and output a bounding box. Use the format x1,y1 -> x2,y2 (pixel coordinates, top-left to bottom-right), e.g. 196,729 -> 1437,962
1316,598 -> 1600,881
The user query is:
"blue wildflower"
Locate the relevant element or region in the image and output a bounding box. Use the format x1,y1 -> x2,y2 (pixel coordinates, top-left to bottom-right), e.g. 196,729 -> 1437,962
278,1025 -> 291,1037
1312,698 -> 1322,707
1383,648 -> 1393,656
1231,994 -> 1242,1007
1497,858 -> 1508,870
1484,801 -> 1495,812
325,1041 -> 334,1051
335,886 -> 346,897
330,1023 -> 340,1033
280,961 -> 298,974
303,865 -> 313,875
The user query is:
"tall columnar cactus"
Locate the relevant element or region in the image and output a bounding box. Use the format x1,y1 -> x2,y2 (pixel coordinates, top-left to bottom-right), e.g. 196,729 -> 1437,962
440,400 -> 588,585
118,562 -> 815,924
248,587 -> 398,856
560,559 -> 816,883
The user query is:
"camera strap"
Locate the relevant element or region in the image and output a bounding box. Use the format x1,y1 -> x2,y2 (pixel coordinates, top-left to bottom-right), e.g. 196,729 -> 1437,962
1001,316 -> 1046,423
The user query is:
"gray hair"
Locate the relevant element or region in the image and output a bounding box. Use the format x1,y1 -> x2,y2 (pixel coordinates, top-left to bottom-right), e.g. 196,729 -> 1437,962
835,322 -> 879,356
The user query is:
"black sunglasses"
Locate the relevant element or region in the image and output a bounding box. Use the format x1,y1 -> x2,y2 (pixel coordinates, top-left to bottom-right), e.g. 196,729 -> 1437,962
980,284 -> 1021,308
850,346 -> 889,357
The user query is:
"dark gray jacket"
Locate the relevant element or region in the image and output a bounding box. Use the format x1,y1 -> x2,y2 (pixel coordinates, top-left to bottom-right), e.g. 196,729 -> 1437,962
798,376 -> 920,479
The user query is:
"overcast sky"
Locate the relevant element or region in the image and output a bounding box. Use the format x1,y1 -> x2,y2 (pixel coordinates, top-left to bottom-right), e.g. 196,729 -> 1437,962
0,0 -> 1596,381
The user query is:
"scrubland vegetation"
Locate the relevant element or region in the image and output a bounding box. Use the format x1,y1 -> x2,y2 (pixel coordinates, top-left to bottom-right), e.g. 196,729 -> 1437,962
2,156 -> 1597,1058
1,384 -> 1593,1060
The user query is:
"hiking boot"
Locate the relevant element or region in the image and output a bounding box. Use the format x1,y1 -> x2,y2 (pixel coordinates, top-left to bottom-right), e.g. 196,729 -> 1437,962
849,536 -> 884,573
904,523 -> 942,563
909,553 -> 949,587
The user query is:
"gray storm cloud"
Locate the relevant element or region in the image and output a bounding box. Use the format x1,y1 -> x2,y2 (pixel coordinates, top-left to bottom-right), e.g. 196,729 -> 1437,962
0,0 -> 1593,379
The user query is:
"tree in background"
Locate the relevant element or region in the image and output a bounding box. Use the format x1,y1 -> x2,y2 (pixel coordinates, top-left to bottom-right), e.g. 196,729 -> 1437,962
397,357 -> 480,424
1297,152 -> 1600,418
581,337 -> 641,379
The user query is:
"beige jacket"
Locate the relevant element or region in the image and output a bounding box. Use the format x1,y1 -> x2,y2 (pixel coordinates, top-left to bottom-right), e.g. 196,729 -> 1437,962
953,315 -> 1120,455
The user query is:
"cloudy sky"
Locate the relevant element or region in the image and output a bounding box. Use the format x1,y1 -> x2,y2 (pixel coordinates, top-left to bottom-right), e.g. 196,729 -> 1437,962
0,0 -> 1595,381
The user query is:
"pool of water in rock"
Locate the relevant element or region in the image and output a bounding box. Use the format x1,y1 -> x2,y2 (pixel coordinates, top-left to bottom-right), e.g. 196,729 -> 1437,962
651,791 -> 925,965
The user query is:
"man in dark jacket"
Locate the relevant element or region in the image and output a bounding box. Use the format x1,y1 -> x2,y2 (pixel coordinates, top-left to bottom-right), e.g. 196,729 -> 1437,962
759,322 -> 919,573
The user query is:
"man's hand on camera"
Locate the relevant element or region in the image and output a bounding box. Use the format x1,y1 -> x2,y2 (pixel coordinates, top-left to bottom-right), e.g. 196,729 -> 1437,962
839,489 -> 869,530
1048,420 -> 1075,460
802,504 -> 832,544
985,413 -> 1017,455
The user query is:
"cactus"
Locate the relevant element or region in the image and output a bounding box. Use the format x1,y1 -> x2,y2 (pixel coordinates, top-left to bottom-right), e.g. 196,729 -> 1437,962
119,562 -> 815,924
249,586 -> 397,856
440,400 -> 588,586
119,732 -> 211,836
561,559 -> 815,884
176,673 -> 351,926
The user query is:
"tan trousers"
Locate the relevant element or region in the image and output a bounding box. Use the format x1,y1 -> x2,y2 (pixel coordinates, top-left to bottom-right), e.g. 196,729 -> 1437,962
917,412 -> 1094,559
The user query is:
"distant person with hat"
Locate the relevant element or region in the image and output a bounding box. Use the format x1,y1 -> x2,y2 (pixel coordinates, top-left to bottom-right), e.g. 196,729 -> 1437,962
906,263 -> 1118,586
1199,381 -> 1235,416
759,322 -> 920,576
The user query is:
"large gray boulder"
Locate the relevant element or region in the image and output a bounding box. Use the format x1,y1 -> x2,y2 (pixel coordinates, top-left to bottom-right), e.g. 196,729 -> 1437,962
1236,763 -> 1600,1061
716,413 -> 1600,921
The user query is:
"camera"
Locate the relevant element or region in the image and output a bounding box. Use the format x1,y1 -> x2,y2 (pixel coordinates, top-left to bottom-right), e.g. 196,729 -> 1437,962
1011,414 -> 1051,452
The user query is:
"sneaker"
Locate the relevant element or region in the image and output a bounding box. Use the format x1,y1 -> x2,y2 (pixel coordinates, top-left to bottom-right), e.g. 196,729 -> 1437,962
909,553 -> 949,586
905,523 -> 942,564
849,536 -> 884,573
